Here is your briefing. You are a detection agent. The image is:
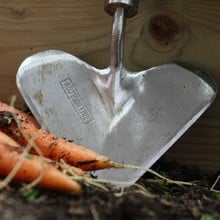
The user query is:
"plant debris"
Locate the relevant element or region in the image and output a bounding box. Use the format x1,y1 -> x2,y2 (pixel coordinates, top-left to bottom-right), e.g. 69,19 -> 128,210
0,161 -> 219,220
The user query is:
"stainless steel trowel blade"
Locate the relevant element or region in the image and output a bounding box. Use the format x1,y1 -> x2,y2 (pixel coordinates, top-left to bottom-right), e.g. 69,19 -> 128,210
16,50 -> 217,185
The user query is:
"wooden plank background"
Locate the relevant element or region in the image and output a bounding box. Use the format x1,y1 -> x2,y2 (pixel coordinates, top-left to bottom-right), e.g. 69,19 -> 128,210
0,0 -> 219,171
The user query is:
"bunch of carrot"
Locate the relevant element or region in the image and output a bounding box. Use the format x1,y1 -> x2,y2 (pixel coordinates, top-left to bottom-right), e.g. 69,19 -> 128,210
0,101 -> 117,194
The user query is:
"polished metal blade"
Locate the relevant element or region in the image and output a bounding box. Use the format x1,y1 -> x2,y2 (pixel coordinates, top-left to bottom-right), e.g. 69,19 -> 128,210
16,50 -> 217,184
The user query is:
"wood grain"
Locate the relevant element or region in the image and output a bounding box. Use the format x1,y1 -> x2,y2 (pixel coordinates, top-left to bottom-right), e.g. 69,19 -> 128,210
0,0 -> 219,170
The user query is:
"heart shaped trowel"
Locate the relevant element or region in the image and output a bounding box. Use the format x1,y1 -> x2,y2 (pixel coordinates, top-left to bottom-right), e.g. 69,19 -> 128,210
16,0 -> 217,185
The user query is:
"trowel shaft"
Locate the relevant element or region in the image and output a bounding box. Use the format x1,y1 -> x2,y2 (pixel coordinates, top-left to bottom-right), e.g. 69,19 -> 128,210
105,0 -> 139,69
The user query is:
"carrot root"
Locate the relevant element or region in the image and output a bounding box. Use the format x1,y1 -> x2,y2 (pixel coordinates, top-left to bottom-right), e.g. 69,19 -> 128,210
0,131 -> 82,194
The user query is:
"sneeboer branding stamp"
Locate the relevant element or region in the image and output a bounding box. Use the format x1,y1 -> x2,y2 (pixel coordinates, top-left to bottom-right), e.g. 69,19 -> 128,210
60,78 -> 93,124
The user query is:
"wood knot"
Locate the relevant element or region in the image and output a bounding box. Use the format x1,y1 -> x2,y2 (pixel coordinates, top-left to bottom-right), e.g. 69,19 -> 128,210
131,12 -> 191,67
11,7 -> 26,18
148,15 -> 179,46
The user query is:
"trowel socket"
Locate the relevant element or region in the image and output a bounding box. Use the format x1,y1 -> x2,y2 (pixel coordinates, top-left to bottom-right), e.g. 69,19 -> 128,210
104,0 -> 139,18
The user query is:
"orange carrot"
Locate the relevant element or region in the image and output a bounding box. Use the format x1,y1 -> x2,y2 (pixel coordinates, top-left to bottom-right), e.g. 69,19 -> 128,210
0,101 -> 40,128
0,131 -> 82,193
46,159 -> 88,177
0,101 -> 115,171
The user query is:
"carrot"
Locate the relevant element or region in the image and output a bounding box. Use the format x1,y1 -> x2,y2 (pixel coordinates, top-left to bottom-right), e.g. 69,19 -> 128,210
0,101 -> 115,171
46,159 -> 88,177
0,128 -> 18,147
0,101 -> 40,128
0,131 -> 82,193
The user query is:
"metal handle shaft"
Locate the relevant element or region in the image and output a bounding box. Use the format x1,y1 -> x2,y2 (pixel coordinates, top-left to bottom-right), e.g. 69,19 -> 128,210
110,7 -> 126,69
104,0 -> 139,18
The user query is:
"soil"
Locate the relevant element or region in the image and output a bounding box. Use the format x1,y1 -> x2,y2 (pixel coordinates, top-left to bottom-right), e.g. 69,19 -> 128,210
0,161 -> 219,220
